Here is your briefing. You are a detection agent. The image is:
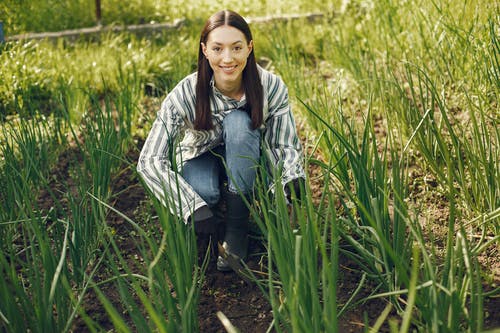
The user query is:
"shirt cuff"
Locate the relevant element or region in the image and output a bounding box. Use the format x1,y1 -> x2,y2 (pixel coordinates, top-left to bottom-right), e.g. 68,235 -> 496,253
191,205 -> 213,222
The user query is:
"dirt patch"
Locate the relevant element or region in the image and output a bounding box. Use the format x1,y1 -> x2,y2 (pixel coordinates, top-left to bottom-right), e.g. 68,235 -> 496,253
197,239 -> 273,333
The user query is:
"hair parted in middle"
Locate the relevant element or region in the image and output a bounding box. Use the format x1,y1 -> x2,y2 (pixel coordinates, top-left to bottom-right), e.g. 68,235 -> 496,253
195,9 -> 263,131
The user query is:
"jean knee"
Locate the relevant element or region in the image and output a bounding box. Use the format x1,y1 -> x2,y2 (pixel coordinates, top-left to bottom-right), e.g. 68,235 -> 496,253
195,184 -> 220,207
182,159 -> 221,207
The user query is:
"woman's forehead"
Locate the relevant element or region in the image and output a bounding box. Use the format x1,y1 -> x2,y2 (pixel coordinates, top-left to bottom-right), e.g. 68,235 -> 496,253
206,25 -> 248,44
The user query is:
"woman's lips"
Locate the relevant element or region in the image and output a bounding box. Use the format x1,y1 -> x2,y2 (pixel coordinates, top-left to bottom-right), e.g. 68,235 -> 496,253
220,65 -> 237,73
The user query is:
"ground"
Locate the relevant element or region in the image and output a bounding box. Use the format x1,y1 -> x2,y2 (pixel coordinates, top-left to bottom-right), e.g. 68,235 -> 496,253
36,132 -> 498,332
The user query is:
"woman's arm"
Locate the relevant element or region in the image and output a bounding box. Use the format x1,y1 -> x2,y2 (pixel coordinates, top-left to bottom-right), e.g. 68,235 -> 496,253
137,97 -> 207,222
262,75 -> 306,192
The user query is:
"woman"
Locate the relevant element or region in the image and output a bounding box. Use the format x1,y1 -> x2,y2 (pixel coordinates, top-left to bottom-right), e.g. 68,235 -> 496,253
137,9 -> 305,271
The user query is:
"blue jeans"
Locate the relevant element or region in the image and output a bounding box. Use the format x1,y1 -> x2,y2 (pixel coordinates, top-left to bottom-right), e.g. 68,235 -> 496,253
181,110 -> 261,207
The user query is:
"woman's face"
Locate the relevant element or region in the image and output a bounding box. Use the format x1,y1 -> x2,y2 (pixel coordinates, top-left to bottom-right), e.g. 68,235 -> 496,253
201,25 -> 253,90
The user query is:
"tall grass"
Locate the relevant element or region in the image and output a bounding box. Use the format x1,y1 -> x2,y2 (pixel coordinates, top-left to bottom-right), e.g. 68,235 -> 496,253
297,87 -> 491,331
0,55 -> 145,331
0,213 -> 75,332
250,159 -> 340,332
394,62 -> 499,233
0,111 -> 76,331
300,95 -> 412,306
77,66 -> 139,224
0,119 -> 53,219
260,1 -> 497,330
83,173 -> 207,332
0,0 -> 95,35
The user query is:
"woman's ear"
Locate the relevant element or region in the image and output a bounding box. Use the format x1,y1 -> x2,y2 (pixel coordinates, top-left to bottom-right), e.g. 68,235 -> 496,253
248,40 -> 253,56
201,42 -> 208,58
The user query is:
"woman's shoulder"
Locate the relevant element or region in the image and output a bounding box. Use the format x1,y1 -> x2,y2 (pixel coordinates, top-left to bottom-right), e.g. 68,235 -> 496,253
171,72 -> 197,94
166,72 -> 197,102
258,65 -> 286,90
161,72 -> 197,118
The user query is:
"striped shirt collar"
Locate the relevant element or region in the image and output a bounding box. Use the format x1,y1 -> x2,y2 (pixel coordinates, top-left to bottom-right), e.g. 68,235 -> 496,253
209,75 -> 246,103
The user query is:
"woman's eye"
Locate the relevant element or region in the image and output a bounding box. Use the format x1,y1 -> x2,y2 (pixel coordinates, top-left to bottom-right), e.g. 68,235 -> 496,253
212,47 -> 221,52
234,46 -> 242,51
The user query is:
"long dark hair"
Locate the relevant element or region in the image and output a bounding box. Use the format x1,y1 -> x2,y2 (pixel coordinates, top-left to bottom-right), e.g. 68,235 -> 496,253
195,10 -> 263,131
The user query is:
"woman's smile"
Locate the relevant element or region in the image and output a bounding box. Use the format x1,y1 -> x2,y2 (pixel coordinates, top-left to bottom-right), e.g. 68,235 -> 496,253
220,65 -> 237,73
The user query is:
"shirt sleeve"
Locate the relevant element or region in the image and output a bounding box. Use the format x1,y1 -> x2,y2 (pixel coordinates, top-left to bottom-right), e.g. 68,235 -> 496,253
137,96 -> 207,222
263,76 -> 306,190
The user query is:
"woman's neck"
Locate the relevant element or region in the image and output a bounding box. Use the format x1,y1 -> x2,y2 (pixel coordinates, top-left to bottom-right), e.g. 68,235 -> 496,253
215,80 -> 244,101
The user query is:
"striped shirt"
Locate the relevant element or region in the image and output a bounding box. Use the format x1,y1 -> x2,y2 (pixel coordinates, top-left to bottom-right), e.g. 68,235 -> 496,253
137,66 -> 305,221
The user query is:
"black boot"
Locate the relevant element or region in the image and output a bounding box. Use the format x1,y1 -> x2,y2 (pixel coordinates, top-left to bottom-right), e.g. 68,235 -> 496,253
193,206 -> 221,261
217,191 -> 250,271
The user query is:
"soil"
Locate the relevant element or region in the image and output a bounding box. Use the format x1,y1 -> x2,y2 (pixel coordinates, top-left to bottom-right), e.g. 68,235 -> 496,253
34,128 -> 498,332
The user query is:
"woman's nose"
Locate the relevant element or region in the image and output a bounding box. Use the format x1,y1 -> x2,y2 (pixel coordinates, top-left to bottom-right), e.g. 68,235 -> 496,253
222,49 -> 233,62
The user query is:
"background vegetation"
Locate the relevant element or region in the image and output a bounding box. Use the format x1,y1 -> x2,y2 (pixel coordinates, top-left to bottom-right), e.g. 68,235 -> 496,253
0,0 -> 498,332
